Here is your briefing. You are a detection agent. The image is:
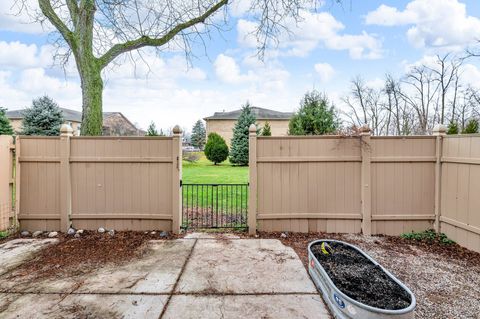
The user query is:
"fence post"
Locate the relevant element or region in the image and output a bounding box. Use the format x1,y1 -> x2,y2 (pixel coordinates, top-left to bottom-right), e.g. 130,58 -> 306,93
171,125 -> 183,234
60,124 -> 73,232
248,124 -> 257,235
360,129 -> 372,236
14,136 -> 20,230
0,136 -> 13,231
433,124 -> 446,233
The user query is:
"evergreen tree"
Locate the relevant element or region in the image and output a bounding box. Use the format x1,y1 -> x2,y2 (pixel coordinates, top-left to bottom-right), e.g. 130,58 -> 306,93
288,90 -> 339,135
191,120 -> 206,149
21,96 -> 64,136
204,133 -> 229,165
261,121 -> 272,136
447,121 -> 459,135
146,121 -> 159,136
462,119 -> 479,134
0,107 -> 14,135
229,102 -> 257,166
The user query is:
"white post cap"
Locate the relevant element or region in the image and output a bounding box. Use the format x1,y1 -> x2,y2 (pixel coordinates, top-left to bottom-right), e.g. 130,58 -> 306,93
60,123 -> 73,136
433,124 -> 447,135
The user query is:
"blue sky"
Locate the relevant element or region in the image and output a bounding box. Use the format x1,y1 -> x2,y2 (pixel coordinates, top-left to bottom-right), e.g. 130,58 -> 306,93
1,0 -> 480,131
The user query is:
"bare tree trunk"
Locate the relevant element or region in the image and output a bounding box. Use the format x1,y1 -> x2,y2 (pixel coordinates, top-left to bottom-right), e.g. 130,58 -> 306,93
80,66 -> 103,136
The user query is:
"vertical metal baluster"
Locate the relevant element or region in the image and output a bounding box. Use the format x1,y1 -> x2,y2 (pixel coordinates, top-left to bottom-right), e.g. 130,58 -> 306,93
221,185 -> 224,227
225,185 -> 230,226
245,184 -> 248,227
182,187 -> 188,226
246,184 -> 248,227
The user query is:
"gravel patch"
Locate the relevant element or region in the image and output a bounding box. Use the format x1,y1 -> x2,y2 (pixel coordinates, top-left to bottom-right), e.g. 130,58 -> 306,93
257,231 -> 480,319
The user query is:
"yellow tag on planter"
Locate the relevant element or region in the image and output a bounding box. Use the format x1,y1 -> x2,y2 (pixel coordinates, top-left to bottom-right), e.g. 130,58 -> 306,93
321,242 -> 334,255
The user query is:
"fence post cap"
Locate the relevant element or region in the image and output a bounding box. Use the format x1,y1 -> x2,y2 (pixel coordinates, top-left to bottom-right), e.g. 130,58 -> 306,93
172,125 -> 182,135
359,126 -> 371,136
249,124 -> 256,134
433,124 -> 447,135
60,124 -> 73,136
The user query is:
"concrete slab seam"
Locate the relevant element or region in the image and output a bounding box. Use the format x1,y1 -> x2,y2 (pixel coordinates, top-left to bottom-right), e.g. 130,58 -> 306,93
158,238 -> 198,319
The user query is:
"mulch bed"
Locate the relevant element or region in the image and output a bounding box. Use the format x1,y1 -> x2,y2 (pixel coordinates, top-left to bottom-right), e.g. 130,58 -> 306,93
255,231 -> 480,319
311,241 -> 411,310
7,231 -> 182,280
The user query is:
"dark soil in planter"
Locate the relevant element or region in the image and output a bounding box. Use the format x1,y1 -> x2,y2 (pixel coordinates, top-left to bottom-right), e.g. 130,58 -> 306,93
311,241 -> 411,310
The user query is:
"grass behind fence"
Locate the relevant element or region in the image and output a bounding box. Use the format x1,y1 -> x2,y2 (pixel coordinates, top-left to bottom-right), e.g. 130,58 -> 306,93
182,152 -> 249,210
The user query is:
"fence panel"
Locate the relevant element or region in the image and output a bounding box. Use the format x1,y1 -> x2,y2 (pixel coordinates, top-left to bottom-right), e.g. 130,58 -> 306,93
17,133 -> 182,232
17,137 -> 62,231
255,136 -> 363,233
0,136 -> 14,231
440,135 -> 480,252
370,137 -> 436,235
69,137 -> 175,231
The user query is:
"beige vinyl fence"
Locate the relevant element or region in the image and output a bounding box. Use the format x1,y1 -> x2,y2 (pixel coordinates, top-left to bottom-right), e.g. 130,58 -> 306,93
14,125 -> 182,233
440,136 -> 480,252
0,136 -> 15,231
248,125 -> 480,253
1,125 -> 480,253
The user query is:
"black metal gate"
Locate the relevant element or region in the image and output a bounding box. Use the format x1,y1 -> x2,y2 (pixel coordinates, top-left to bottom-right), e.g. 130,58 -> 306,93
181,183 -> 248,229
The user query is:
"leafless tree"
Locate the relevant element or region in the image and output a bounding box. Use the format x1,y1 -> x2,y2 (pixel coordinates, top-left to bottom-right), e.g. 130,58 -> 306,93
384,74 -> 415,135
427,54 -> 463,124
342,76 -> 387,135
455,86 -> 480,131
17,0 -> 337,135
401,65 -> 441,134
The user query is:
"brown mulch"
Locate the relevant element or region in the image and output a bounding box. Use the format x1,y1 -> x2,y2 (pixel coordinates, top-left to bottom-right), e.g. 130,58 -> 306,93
255,232 -> 480,269
255,231 -> 480,319
8,231 -> 182,281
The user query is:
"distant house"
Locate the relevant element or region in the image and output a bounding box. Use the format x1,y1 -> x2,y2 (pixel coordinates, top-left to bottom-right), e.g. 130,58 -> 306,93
6,108 -> 144,136
102,112 -> 145,136
204,107 -> 294,145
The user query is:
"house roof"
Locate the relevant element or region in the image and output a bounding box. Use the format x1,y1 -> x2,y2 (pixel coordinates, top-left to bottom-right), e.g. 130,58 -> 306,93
7,107 -> 83,122
204,107 -> 294,121
6,108 -> 127,124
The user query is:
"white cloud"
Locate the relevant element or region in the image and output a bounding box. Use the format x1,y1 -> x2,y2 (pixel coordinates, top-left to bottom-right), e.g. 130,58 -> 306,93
365,0 -> 480,50
0,0 -> 46,34
214,54 -> 257,84
461,64 -> 480,88
314,63 -> 335,83
237,10 -> 383,60
0,41 -> 54,68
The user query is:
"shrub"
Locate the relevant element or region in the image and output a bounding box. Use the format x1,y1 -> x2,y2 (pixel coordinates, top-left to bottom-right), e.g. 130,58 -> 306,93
21,96 -> 64,136
183,151 -> 200,163
0,107 -> 14,135
261,121 -> 272,136
288,90 -> 339,135
230,102 -> 256,166
400,229 -> 455,245
204,133 -> 228,165
462,119 -> 479,134
191,120 -> 206,150
447,121 -> 459,135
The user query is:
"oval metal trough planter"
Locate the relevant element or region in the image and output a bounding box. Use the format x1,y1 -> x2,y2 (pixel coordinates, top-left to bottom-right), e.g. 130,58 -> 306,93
308,240 -> 416,319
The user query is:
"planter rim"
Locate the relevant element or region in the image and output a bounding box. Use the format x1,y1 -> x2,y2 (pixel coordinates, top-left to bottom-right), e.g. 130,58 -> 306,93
308,239 -> 417,315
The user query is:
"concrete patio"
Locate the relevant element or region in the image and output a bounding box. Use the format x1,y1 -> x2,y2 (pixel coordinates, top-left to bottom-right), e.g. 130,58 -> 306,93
0,234 -> 329,318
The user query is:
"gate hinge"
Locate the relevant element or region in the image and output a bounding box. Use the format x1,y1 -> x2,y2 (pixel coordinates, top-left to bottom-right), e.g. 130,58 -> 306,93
180,179 -> 183,187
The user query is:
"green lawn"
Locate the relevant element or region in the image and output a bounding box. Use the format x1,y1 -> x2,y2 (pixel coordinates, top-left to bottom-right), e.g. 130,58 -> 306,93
182,152 -> 248,184
182,153 -> 249,225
